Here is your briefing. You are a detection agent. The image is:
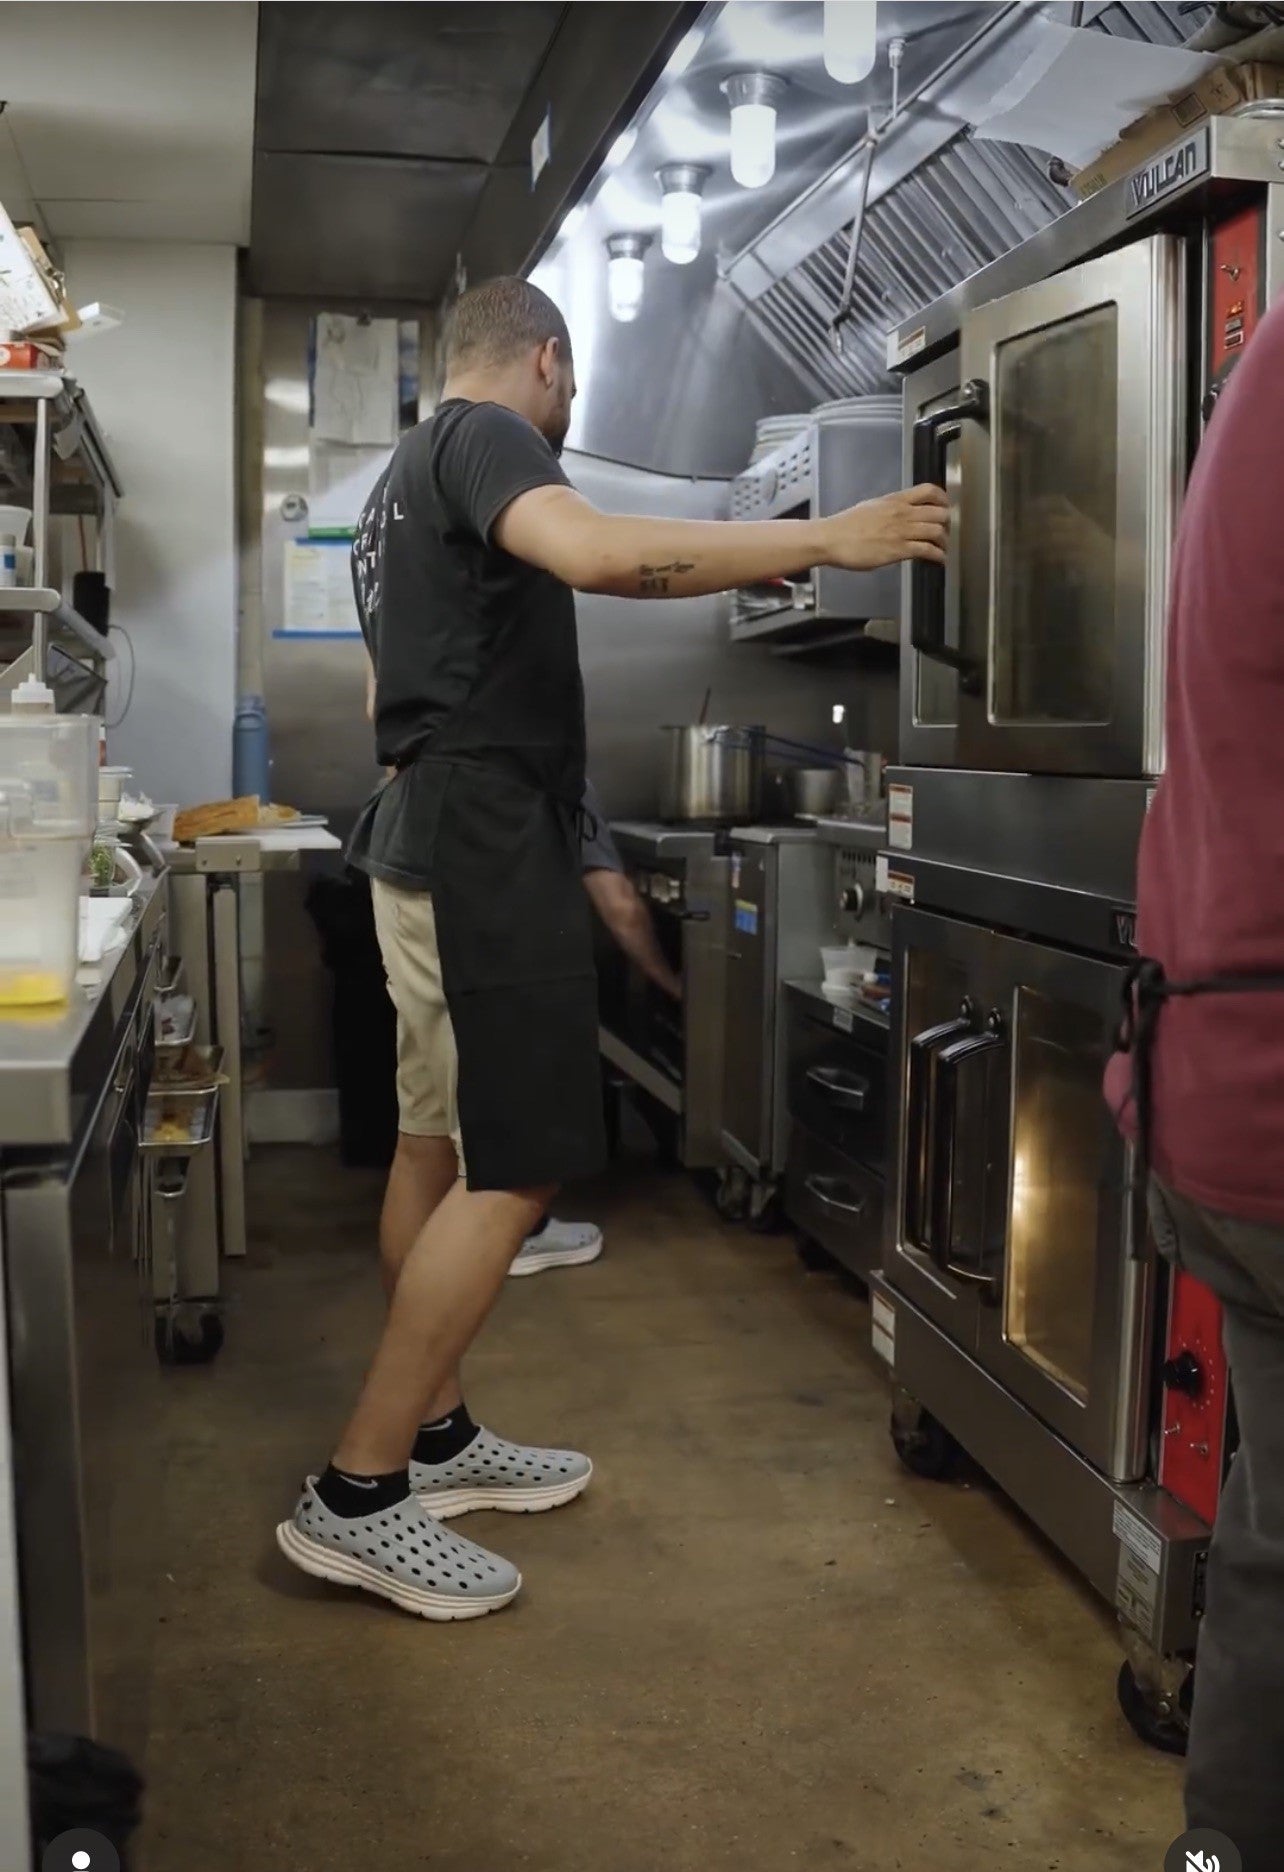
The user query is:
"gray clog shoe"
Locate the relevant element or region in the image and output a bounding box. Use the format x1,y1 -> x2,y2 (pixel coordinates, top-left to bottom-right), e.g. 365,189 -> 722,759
276,1480 -> 521,1620
411,1427 -> 593,1519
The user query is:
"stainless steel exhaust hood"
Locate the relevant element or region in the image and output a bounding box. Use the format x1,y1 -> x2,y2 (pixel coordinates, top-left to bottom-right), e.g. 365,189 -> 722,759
248,2 -> 700,303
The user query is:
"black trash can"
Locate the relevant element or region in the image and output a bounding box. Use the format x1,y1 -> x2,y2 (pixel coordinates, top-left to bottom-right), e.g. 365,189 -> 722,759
306,870 -> 399,1168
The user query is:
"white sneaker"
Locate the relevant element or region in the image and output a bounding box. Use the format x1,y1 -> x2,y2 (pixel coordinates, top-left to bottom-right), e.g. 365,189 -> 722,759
509,1217 -> 603,1278
276,1480 -> 521,1620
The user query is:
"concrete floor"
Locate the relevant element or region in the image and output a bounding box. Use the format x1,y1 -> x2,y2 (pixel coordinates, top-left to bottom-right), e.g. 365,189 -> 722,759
124,1146 -> 1181,1872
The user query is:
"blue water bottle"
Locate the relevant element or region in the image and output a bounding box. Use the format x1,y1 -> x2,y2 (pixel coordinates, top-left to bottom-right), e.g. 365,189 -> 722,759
233,694 -> 272,803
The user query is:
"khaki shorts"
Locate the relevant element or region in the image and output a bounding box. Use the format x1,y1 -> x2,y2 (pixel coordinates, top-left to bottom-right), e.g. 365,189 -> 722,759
370,879 -> 464,1166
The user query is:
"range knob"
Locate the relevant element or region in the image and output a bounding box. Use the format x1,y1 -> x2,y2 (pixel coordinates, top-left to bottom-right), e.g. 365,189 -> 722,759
1162,1349 -> 1204,1399
841,883 -> 865,917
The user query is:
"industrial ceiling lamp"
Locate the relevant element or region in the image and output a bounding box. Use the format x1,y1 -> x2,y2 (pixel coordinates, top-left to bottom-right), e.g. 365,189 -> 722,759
720,72 -> 788,190
823,0 -> 879,85
605,233 -> 652,323
657,163 -> 711,265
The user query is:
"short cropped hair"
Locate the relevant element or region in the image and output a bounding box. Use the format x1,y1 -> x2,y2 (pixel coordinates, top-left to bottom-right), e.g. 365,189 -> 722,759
444,276 -> 571,370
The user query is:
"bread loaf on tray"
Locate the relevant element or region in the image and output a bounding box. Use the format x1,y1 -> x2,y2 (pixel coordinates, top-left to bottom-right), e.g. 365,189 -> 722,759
172,799 -> 302,844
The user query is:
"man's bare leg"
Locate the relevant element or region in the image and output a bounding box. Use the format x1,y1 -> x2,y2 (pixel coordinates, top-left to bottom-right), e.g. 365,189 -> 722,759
379,1132 -> 466,1420
334,1179 -> 554,1476
380,1132 -> 459,1296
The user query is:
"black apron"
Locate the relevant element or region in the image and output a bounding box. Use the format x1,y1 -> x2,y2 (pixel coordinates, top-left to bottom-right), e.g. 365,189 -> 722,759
400,404 -> 606,1193
1115,958 -> 1284,1239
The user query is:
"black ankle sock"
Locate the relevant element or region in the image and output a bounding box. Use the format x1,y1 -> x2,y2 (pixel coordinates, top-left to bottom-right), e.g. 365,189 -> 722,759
315,1464 -> 411,1519
412,1404 -> 479,1466
527,1214 -> 549,1239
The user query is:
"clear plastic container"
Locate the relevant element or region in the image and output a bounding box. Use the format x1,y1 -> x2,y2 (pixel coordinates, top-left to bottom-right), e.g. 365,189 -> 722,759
0,828 -> 84,1008
0,709 -> 97,837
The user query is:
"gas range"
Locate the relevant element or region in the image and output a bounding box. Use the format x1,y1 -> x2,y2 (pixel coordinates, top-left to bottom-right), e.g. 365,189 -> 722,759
599,820 -> 730,1169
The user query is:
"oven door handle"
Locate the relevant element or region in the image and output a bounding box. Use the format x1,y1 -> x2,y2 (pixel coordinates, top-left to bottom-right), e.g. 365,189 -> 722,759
928,1028 -> 1004,1293
804,1174 -> 867,1218
906,1010 -> 975,1248
910,379 -> 987,696
806,1065 -> 870,1112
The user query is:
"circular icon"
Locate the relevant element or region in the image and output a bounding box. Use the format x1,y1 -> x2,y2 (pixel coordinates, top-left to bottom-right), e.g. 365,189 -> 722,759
42,1829 -> 121,1872
1164,1827 -> 1242,1872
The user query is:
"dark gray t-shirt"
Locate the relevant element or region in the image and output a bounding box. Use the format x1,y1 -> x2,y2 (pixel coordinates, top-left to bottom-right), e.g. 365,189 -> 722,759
347,398 -> 577,889
579,778 -> 622,875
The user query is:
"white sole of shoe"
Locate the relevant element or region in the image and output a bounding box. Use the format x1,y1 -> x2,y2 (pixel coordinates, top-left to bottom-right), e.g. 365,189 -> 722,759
418,1462 -> 593,1521
508,1240 -> 604,1277
275,1518 -> 520,1621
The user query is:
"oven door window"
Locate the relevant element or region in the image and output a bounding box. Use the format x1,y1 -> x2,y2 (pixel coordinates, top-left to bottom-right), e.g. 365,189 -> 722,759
1003,986 -> 1103,1402
991,304 -> 1119,728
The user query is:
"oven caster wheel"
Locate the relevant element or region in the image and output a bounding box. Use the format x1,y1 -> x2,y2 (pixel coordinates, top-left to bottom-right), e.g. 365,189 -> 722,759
1116,1659 -> 1191,1756
715,1165 -> 749,1222
747,1181 -> 782,1233
155,1309 -> 225,1367
796,1235 -> 831,1272
890,1399 -> 960,1481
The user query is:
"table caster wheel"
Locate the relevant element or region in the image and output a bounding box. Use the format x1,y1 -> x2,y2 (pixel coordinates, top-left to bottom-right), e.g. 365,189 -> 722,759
715,1165 -> 749,1222
155,1310 -> 225,1367
1116,1659 -> 1191,1756
890,1400 -> 960,1480
746,1181 -> 782,1234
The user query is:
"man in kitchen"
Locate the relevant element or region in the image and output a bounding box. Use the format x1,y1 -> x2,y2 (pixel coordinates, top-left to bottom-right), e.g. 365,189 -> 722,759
1108,287 -> 1284,1864
366,652 -> 675,1278
508,776 -> 684,1276
277,274 -> 949,1619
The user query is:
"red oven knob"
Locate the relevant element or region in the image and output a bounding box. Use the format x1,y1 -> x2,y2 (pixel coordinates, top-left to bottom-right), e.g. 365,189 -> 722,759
1161,1349 -> 1204,1399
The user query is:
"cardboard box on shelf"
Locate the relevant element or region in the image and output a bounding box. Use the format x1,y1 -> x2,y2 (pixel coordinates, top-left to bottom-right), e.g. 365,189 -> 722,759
1071,61 -> 1284,199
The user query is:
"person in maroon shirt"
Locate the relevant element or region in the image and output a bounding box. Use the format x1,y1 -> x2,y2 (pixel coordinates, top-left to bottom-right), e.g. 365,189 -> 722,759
1107,289 -> 1284,1863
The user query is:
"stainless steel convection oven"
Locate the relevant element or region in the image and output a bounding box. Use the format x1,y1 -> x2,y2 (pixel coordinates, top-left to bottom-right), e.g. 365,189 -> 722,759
873,112 -> 1284,1749
897,114 -> 1284,783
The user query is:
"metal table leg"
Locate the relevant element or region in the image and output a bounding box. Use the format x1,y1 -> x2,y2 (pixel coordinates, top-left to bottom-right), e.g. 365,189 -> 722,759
212,882 -> 247,1259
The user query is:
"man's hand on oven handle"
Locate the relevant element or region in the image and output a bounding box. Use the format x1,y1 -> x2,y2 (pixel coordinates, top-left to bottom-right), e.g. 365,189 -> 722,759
818,483 -> 951,573
493,482 -> 949,601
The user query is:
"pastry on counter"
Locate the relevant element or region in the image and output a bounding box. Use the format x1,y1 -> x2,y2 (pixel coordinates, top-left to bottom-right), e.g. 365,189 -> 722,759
173,798 -> 301,843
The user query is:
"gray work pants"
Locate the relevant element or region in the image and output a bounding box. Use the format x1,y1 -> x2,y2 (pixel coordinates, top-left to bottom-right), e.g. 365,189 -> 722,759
1149,1180 -> 1284,1872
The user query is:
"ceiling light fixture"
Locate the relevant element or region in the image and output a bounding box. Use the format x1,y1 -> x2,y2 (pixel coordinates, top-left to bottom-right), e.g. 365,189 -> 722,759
720,72 -> 788,190
822,0 -> 879,85
604,125 -> 638,172
556,202 -> 588,245
604,233 -> 652,323
656,163 -> 711,266
664,22 -> 706,80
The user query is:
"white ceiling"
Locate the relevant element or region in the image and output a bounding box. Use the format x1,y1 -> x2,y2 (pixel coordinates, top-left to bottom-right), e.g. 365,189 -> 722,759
0,1 -> 257,245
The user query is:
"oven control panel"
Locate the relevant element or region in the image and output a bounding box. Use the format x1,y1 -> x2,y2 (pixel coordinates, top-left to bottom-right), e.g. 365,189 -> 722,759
1204,201 -> 1266,425
834,846 -> 891,948
1158,1267 -> 1234,1529
636,868 -> 684,911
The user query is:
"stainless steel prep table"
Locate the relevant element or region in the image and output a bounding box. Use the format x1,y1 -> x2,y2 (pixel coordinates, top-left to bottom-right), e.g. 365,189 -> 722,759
162,825 -> 343,1283
0,875 -> 164,1753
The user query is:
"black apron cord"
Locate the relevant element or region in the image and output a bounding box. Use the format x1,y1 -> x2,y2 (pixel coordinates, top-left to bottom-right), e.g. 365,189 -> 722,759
1115,959 -> 1284,1250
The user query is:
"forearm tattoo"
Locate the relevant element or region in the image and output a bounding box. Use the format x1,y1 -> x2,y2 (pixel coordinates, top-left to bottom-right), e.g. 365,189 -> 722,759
638,560 -> 695,595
